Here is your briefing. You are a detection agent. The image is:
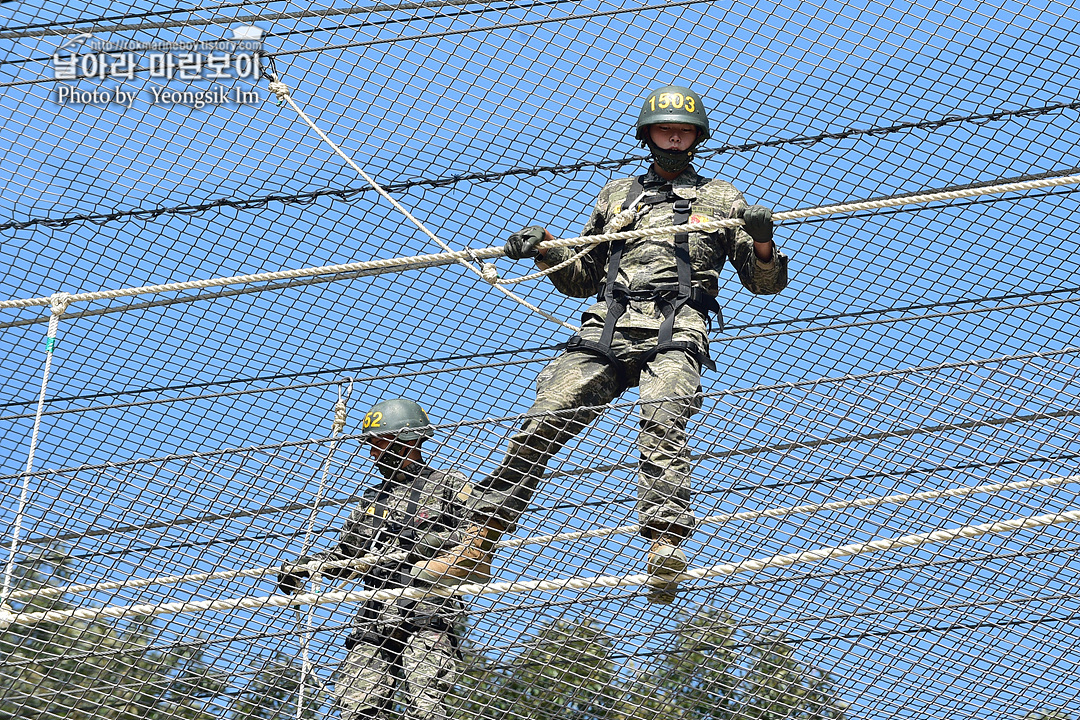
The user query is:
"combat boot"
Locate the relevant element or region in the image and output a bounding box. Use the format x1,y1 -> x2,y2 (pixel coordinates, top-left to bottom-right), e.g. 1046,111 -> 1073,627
646,535 -> 688,604
412,522 -> 504,587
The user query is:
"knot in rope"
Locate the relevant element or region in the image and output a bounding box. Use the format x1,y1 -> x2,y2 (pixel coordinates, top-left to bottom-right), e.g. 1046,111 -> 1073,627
331,399 -> 347,436
0,602 -> 14,631
267,81 -> 290,105
606,191 -> 647,232
479,262 -> 499,283
48,292 -> 71,315
330,378 -> 352,436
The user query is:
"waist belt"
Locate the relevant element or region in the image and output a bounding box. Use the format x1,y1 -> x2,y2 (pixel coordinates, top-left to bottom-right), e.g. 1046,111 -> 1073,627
596,283 -> 722,325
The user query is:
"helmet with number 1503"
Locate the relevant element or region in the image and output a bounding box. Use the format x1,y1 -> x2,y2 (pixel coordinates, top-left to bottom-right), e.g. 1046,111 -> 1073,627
635,85 -> 710,143
635,85 -> 710,173
360,398 -> 434,442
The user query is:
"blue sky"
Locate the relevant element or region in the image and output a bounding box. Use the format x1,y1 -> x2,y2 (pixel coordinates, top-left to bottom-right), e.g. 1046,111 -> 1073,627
2,0 -> 1080,716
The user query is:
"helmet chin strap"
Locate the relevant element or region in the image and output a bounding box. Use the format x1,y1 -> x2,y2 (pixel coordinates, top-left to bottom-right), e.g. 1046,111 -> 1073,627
371,440 -> 421,479
374,439 -> 418,478
645,138 -> 694,173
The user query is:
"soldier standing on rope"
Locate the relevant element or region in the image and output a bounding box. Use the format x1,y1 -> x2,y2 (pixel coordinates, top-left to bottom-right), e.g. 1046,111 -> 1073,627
414,85 -> 789,601
278,398 -> 469,720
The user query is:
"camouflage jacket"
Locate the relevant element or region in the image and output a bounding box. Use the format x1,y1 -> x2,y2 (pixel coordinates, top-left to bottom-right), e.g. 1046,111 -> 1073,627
543,165 -> 789,338
314,461 -> 469,627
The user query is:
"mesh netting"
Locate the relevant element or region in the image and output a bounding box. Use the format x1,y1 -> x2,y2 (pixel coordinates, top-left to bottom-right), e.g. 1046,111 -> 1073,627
2,0 -> 1079,718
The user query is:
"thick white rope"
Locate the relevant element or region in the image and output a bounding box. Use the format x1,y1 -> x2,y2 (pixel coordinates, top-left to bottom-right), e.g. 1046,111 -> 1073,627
2,168 -> 1076,317
6,471 -> 1075,602
266,78 -> 578,331
501,471 -> 1080,549
2,293 -> 68,610
2,504 -> 1077,629
491,190 -> 644,285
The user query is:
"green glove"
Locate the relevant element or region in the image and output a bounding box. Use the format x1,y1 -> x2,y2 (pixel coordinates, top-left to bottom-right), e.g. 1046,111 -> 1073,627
742,204 -> 773,244
277,556 -> 312,595
408,530 -> 464,563
505,226 -> 546,260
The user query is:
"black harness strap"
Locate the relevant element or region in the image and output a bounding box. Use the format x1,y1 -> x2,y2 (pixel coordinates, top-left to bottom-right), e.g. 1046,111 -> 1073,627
395,468 -> 432,607
562,174 -> 647,385
638,196 -> 717,372
565,175 -> 719,375
403,468 -> 429,535
366,482 -> 391,542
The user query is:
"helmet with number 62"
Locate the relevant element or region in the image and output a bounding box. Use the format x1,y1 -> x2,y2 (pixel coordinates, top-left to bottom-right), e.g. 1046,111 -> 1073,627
360,398 -> 434,441
634,85 -> 710,144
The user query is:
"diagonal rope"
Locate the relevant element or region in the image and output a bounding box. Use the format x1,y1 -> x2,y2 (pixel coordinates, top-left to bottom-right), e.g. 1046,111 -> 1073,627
265,75 -> 580,331
2,293 -> 69,608
291,380 -> 350,718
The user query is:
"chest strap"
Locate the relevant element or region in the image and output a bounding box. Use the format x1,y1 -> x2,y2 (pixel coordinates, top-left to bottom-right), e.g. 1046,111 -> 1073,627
565,175 -> 718,377
362,468 -> 432,590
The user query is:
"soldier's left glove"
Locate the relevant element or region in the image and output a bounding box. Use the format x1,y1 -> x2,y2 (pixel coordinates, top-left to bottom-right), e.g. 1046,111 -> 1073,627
505,226 -> 546,260
741,204 -> 774,244
277,556 -> 313,595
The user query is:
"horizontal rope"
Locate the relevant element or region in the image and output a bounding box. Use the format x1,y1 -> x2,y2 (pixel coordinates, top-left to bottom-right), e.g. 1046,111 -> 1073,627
4,172 -> 1077,313
5,539 -> 1074,674
3,283 -> 1073,412
9,471 -> 1076,602
0,0 -> 714,88
0,355 -> 551,423
3,503 -> 1077,628
3,275 -> 1071,438
711,292 -> 1080,345
501,472 -> 1080,549
0,262 -> 472,330
0,0 -> 267,36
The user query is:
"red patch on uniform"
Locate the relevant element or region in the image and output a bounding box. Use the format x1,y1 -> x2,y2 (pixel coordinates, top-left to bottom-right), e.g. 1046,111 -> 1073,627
689,214 -> 710,224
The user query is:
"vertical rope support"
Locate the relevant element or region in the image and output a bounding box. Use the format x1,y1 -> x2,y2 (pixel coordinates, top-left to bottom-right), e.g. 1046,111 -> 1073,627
294,378 -> 352,717
2,292 -> 69,604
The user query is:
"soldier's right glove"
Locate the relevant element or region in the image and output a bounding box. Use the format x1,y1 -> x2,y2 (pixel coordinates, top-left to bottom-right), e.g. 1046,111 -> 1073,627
505,226 -> 546,260
741,205 -> 774,244
408,529 -> 465,563
276,556 -> 313,595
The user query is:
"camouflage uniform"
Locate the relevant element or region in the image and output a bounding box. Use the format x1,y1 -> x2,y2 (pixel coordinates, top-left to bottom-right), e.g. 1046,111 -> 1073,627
314,462 -> 468,720
467,164 -> 788,538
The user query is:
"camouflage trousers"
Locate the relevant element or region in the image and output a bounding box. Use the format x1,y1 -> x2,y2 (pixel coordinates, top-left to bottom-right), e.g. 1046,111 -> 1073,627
335,628 -> 460,720
466,325 -> 703,537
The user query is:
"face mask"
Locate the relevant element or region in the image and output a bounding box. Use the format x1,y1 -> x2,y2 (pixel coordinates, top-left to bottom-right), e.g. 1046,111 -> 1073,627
645,138 -> 694,173
373,441 -> 411,478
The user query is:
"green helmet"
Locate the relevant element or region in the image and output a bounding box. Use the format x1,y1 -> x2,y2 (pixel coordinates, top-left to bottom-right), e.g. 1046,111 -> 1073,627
634,85 -> 710,144
360,398 -> 434,441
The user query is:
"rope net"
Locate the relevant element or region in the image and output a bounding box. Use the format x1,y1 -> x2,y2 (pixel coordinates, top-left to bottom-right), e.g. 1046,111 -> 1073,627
2,0 -> 1079,718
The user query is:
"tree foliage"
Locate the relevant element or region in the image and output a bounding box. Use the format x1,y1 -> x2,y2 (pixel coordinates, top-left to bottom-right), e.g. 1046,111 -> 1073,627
1023,711 -> 1074,720
0,550 -> 226,720
227,653 -> 321,720
449,609 -> 847,720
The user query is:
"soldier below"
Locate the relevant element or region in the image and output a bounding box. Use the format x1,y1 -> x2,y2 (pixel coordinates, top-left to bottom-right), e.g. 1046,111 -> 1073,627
415,85 -> 789,602
278,398 -> 469,720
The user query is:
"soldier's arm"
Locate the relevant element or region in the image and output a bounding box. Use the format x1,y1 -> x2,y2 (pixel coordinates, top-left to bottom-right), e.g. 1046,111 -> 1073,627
331,503 -> 378,559
534,190 -> 613,298
277,503 -> 375,591
408,471 -> 471,562
728,195 -> 789,295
